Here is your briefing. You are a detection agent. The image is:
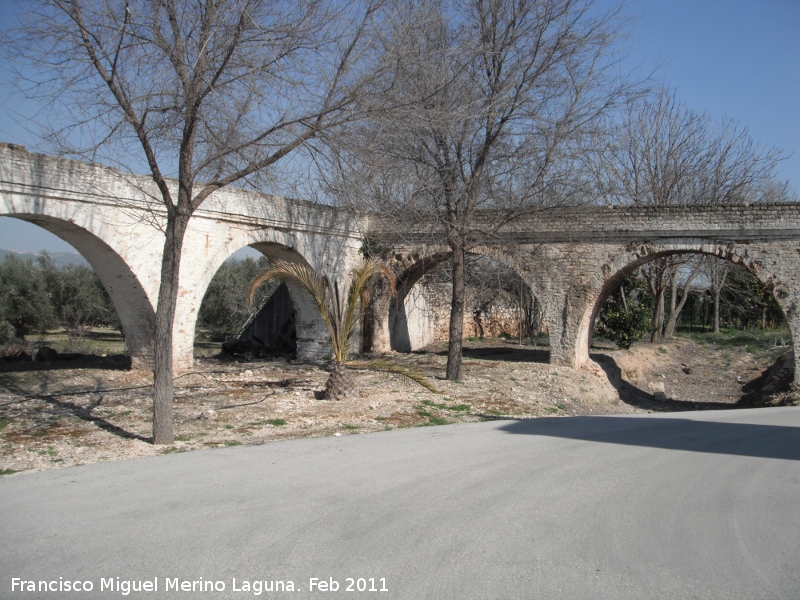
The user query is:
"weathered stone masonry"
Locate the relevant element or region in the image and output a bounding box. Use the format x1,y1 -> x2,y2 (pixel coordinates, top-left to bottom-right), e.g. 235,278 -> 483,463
3,144 -> 800,382
376,205 -> 800,382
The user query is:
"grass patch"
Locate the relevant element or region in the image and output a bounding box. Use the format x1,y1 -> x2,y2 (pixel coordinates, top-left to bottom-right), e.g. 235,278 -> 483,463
265,418 -> 287,427
36,326 -> 127,356
421,416 -> 450,427
0,418 -> 9,431
680,327 -> 791,351
0,468 -> 21,477
223,440 -> 242,447
160,446 -> 188,454
341,424 -> 360,430
418,399 -> 471,413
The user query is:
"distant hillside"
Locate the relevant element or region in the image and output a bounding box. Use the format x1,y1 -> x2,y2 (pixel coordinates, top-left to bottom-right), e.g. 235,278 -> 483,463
0,248 -> 89,269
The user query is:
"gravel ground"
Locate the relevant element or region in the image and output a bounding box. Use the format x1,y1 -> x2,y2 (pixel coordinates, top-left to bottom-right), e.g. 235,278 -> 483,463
0,337 -> 790,475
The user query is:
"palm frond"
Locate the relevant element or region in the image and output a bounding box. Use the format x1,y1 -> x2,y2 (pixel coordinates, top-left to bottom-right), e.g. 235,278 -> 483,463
248,260 -> 339,355
348,358 -> 441,395
249,258 -> 396,365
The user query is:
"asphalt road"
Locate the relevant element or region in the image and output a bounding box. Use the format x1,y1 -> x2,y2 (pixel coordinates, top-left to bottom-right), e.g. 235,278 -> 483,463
2,407 -> 799,599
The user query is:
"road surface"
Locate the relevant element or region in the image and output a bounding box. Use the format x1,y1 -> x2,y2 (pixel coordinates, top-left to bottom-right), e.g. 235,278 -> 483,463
2,407 -> 799,599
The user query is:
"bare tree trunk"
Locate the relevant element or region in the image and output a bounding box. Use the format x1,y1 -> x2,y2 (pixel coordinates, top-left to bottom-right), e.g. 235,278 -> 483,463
646,259 -> 668,342
446,241 -> 465,381
524,295 -> 544,340
648,262 -> 666,342
651,291 -> 665,342
152,211 -> 189,445
711,266 -> 728,333
668,268 -> 678,320
663,268 -> 700,339
619,284 -> 629,313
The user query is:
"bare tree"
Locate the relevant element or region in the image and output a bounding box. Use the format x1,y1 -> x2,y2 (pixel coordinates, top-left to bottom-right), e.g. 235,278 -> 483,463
589,88 -> 788,206
327,0 -> 630,380
662,255 -> 702,339
5,0 -> 391,443
705,258 -> 729,334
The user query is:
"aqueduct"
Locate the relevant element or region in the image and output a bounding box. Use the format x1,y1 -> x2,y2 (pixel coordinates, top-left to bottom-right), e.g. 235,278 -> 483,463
2,143 -> 800,382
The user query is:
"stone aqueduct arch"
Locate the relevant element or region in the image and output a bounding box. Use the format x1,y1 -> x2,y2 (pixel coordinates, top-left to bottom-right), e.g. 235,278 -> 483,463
380,247 -> 543,352
3,144 -> 800,383
387,207 -> 800,384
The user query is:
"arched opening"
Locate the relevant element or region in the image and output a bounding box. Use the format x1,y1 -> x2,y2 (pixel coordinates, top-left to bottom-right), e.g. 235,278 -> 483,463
386,251 -> 547,360
0,215 -> 156,369
584,248 -> 792,409
195,248 -> 297,359
184,240 -> 329,366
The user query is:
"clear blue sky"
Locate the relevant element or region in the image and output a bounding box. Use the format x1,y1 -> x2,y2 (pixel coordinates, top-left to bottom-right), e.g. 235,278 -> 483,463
0,0 -> 798,252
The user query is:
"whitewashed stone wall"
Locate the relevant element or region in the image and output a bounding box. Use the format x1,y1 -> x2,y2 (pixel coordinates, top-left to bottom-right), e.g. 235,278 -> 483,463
0,143 -> 365,370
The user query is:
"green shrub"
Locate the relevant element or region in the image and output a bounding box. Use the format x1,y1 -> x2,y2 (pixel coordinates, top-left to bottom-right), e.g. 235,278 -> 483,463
596,271 -> 653,350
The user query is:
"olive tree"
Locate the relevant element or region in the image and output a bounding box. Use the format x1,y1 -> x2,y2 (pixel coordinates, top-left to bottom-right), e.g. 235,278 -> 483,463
0,255 -> 56,338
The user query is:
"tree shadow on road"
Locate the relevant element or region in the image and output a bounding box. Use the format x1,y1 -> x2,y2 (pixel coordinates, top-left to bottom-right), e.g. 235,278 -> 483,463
498,410 -> 800,461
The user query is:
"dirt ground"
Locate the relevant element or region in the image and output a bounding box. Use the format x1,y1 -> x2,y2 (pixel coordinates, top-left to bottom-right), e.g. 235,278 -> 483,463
0,336 -> 794,475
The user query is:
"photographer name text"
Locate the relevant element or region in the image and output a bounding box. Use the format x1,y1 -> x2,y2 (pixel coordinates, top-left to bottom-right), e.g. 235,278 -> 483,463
11,576 -> 389,595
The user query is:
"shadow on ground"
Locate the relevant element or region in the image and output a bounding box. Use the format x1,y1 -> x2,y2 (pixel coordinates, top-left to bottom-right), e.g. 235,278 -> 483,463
0,354 -> 131,373
499,412 -> 800,461
0,374 -> 151,443
591,352 -> 755,412
434,344 -> 550,363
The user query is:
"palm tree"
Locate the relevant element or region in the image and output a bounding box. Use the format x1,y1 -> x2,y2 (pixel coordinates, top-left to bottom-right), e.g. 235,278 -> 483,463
249,258 -> 398,400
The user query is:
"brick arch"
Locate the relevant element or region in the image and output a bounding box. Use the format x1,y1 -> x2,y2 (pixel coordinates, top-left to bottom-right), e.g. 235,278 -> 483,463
573,241 -> 799,382
0,214 -> 157,369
